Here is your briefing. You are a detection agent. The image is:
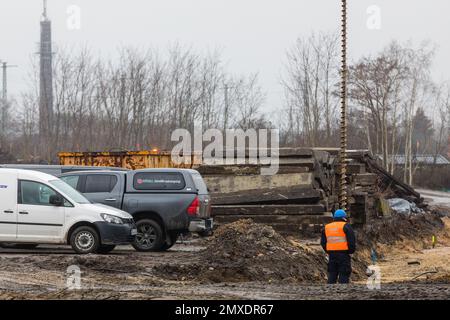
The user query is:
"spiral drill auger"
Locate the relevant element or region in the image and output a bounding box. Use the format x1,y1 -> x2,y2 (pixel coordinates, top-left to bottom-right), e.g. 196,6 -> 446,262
339,0 -> 348,210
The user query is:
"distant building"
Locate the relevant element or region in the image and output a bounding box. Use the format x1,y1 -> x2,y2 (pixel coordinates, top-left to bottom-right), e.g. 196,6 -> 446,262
377,154 -> 450,167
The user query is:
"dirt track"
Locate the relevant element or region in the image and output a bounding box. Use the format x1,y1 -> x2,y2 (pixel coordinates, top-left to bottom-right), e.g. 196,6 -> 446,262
1,203 -> 449,300
0,231 -> 449,300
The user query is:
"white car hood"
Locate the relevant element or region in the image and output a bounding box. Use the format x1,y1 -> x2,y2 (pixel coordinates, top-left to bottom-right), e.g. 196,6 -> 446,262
79,203 -> 133,219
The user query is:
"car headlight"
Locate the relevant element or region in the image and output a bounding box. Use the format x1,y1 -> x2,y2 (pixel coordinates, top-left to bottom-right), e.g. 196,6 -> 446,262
101,213 -> 124,224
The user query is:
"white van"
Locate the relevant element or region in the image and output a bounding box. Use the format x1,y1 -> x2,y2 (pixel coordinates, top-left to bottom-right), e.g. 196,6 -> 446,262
0,169 -> 136,254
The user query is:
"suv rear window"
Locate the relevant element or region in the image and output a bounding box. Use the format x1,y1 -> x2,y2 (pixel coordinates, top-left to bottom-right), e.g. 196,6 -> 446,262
85,175 -> 118,193
133,172 -> 185,190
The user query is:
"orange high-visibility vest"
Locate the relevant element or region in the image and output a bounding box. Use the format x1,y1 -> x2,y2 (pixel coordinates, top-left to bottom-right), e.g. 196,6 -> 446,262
325,221 -> 349,251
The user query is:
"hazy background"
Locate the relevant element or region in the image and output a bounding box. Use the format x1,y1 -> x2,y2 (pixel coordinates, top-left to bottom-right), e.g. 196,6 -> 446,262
1,0 -> 449,112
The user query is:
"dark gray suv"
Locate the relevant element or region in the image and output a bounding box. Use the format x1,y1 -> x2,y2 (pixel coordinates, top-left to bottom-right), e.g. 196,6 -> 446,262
59,168 -> 212,251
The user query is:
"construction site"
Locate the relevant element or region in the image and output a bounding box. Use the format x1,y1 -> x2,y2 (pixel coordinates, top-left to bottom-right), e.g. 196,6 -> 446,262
0,0 -> 449,302
0,147 -> 449,300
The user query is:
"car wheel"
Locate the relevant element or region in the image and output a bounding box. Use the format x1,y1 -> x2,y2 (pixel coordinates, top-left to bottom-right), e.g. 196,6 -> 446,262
161,233 -> 179,251
96,244 -> 116,254
132,219 -> 164,252
70,226 -> 100,254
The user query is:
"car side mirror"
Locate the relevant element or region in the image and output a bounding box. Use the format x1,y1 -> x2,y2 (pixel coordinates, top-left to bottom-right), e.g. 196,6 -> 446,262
49,194 -> 64,207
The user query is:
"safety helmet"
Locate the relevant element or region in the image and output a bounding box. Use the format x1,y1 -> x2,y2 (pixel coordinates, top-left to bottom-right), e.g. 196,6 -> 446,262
334,209 -> 347,219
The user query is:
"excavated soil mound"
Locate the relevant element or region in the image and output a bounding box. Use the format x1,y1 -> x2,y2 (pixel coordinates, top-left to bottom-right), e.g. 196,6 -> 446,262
357,212 -> 445,248
154,219 -> 329,283
204,219 -> 331,282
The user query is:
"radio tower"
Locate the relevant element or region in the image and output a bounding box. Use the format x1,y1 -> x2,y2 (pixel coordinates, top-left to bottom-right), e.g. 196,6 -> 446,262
39,0 -> 54,150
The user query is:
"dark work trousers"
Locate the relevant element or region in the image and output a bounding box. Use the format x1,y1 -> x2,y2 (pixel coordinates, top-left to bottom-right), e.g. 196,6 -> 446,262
327,252 -> 352,284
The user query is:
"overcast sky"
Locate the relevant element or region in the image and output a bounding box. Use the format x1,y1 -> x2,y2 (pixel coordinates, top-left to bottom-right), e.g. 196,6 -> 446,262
1,0 -> 449,112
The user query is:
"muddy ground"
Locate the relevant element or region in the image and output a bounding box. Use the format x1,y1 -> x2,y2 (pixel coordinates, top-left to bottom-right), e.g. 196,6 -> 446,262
0,210 -> 449,300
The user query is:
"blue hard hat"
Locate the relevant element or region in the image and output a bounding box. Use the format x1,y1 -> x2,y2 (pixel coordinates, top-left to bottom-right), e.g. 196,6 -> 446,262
334,209 -> 347,218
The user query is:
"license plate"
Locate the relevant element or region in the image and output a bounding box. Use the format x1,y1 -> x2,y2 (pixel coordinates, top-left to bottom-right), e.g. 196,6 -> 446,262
131,229 -> 137,236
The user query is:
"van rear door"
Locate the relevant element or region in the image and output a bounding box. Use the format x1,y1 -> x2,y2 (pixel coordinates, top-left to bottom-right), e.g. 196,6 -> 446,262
0,171 -> 18,240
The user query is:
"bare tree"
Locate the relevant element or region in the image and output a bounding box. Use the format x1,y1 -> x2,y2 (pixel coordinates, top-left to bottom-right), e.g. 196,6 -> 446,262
282,32 -> 339,147
349,42 -> 408,170
11,45 -> 266,161
431,83 -> 449,167
401,43 -> 434,184
348,41 -> 435,184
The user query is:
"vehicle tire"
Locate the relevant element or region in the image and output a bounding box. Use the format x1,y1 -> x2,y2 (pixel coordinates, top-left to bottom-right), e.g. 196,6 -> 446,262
161,233 -> 179,251
70,226 -> 100,254
13,244 -> 39,250
132,219 -> 164,252
96,244 -> 116,254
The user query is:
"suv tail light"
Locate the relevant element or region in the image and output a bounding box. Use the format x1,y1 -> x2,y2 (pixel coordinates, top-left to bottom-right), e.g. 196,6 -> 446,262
187,196 -> 200,217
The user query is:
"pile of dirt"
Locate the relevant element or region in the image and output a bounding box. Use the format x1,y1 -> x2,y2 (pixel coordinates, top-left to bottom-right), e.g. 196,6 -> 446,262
155,219 -> 330,283
204,219 -> 331,282
357,212 -> 445,248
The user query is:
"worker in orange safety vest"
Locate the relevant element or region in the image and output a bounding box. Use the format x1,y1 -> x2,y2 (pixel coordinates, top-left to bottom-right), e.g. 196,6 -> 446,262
321,209 -> 356,284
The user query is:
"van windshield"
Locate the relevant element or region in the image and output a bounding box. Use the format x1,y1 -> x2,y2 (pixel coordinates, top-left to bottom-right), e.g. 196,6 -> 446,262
49,179 -> 91,204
